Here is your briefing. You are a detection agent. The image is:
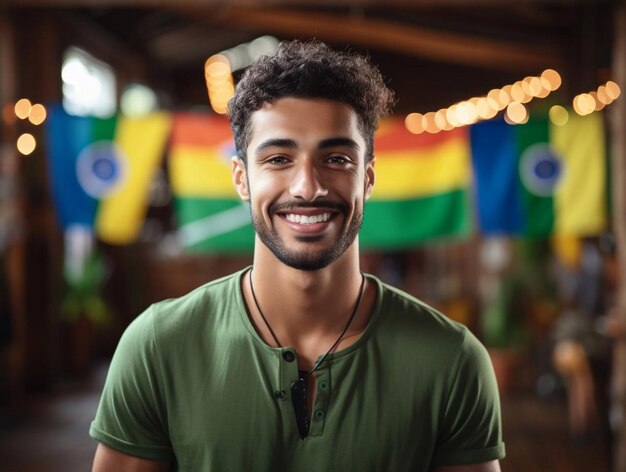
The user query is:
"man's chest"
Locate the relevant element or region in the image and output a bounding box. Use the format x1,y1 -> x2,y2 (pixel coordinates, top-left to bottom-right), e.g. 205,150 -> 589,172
162,348 -> 441,471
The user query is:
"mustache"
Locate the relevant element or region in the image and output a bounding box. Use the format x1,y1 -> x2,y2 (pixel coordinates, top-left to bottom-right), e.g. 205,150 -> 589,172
269,200 -> 348,215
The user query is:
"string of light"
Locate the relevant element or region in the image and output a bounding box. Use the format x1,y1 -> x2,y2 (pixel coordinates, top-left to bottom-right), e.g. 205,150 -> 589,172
405,70 -> 622,134
5,98 -> 47,156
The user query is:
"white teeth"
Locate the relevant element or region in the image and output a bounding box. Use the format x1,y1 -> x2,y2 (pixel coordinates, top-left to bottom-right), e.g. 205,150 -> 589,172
285,213 -> 330,224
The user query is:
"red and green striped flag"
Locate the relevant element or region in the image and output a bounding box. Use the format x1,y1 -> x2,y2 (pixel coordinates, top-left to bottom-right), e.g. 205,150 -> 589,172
168,113 -> 254,252
360,119 -> 473,249
168,115 -> 473,252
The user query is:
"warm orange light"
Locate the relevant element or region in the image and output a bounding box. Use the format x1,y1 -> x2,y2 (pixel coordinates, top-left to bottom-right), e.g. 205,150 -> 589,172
405,113 -> 424,134
446,106 -> 460,127
14,98 -> 31,119
28,103 -> 47,125
476,98 -> 492,119
597,85 -> 610,104
486,89 -> 501,110
17,133 -> 36,155
422,112 -> 439,133
590,92 -> 605,111
527,77 -> 542,97
434,109 -> 448,130
441,117 -> 454,131
572,95 -> 583,115
521,77 -> 533,96
498,86 -> 512,108
205,54 -> 230,67
454,101 -> 478,125
505,102 -> 527,124
606,81 -> 621,100
541,69 -> 562,91
573,94 -> 595,116
205,54 -> 234,114
510,82 -> 525,102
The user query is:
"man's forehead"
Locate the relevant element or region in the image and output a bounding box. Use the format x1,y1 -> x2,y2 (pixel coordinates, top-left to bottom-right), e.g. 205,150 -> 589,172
247,97 -> 364,145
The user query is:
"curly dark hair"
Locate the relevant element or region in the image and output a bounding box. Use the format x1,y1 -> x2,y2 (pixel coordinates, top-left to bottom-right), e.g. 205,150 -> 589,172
228,40 -> 395,163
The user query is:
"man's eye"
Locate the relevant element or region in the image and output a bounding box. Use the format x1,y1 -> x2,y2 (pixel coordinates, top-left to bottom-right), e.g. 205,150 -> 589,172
327,155 -> 349,164
267,156 -> 289,165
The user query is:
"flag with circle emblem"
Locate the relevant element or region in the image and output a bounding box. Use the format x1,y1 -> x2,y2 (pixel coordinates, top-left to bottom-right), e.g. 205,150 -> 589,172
470,113 -> 607,236
45,105 -> 171,243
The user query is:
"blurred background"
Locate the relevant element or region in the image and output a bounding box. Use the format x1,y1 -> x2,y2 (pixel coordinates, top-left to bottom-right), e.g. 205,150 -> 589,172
0,1 -> 625,471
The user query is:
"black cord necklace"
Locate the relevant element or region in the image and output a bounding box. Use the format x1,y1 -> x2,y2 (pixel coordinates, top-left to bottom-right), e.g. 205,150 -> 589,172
248,268 -> 366,439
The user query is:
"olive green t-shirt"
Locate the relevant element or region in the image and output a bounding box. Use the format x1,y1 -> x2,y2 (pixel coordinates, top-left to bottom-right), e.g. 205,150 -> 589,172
90,268 -> 505,471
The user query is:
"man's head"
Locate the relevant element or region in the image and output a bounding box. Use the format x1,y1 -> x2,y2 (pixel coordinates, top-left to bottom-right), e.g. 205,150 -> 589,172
229,41 -> 394,271
228,40 -> 395,164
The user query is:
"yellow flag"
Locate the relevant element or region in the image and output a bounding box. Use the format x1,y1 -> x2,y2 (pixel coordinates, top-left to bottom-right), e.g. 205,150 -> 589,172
552,112 -> 606,236
96,113 -> 171,244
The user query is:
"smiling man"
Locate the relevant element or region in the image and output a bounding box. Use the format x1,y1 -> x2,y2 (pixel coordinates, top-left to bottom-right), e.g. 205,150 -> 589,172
91,41 -> 505,471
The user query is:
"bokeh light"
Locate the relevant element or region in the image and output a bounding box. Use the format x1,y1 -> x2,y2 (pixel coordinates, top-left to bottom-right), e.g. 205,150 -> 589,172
17,133 -> 36,155
549,105 -> 569,126
606,81 -> 621,100
28,103 -> 47,125
446,106 -> 461,127
597,85 -> 609,104
573,93 -> 595,115
15,98 -> 32,119
590,92 -> 605,111
541,69 -> 562,91
405,113 -> 424,134
422,111 -> 439,133
434,109 -> 448,130
205,54 -> 235,115
505,102 -> 527,124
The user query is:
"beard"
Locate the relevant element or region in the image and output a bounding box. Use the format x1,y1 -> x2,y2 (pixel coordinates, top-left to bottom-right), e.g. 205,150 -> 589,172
251,199 -> 363,271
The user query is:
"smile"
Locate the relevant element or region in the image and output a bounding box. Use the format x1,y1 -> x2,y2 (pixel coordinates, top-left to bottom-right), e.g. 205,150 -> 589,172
284,213 -> 331,225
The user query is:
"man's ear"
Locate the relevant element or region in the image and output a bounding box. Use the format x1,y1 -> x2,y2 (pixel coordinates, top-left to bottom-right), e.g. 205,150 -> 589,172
232,156 -> 250,201
365,156 -> 376,200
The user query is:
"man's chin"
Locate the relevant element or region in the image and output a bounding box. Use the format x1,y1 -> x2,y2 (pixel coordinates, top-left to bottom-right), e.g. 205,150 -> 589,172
276,254 -> 334,272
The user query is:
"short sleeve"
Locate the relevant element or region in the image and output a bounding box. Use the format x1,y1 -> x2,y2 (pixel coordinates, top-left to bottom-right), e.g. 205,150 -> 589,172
432,330 -> 506,466
89,306 -> 173,462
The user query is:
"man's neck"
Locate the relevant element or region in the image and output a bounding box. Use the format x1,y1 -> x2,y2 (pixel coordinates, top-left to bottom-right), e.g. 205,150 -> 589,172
244,239 -> 371,363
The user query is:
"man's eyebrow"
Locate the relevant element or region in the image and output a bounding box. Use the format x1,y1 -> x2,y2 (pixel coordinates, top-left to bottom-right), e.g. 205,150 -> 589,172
253,137 -> 360,156
319,137 -> 360,150
254,138 -> 297,155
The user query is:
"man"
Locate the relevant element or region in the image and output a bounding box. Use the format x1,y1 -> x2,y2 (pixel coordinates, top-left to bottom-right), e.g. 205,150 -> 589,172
91,41 -> 505,471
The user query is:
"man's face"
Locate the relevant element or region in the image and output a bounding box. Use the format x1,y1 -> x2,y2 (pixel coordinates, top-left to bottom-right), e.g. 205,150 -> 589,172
232,97 -> 375,271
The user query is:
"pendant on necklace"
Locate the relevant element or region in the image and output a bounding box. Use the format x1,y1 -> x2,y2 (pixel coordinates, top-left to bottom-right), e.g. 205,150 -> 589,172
291,378 -> 310,439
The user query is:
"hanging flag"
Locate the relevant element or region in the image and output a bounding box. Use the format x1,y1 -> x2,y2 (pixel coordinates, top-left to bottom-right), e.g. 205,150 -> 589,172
95,113 -> 171,244
360,119 -> 473,248
168,115 -> 473,252
168,113 -> 254,252
45,106 -> 171,243
470,113 -> 607,237
45,105 -> 116,230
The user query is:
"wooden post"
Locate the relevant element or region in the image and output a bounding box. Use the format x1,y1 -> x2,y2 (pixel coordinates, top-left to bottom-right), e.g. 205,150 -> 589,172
0,7 -> 27,407
611,4 -> 626,472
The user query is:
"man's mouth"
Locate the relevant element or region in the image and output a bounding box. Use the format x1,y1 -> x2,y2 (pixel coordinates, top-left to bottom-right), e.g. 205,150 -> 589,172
284,213 -> 331,225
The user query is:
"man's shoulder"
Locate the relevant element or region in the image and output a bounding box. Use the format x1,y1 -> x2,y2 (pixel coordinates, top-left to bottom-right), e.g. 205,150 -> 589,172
129,268 -> 247,338
378,279 -> 466,332
373,277 -> 472,352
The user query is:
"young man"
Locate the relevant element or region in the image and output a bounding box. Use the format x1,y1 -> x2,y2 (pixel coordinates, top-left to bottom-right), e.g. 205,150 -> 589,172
91,41 -> 505,471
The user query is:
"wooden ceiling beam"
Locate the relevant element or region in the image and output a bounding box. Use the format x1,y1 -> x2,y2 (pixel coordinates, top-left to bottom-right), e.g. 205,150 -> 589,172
195,9 -> 563,73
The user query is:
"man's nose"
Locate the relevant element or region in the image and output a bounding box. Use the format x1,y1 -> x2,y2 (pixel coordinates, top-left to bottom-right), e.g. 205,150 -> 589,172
289,162 -> 329,201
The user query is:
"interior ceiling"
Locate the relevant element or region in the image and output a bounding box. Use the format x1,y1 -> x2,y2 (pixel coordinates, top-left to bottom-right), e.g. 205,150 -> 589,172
6,1 -> 616,112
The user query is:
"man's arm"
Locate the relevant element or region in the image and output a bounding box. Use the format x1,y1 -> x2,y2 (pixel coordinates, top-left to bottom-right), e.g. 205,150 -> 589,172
93,443 -> 170,472
433,460 -> 501,472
